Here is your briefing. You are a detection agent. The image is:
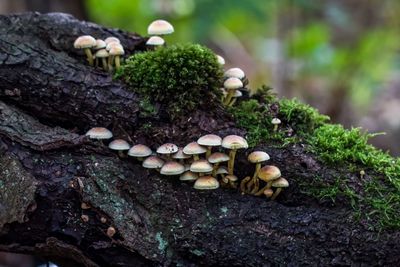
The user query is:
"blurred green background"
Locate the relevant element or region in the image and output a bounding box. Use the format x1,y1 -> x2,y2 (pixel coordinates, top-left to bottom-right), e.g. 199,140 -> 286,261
1,0 -> 400,157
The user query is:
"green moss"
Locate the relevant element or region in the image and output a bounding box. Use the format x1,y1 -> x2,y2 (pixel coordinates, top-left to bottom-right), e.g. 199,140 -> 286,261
138,96 -> 157,118
116,43 -> 223,117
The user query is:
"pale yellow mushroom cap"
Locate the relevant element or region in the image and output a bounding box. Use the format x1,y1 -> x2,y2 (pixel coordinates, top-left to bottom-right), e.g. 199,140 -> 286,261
190,160 -> 213,173
271,118 -> 281,125
226,174 -> 238,182
248,151 -> 270,163
183,142 -> 207,155
216,55 -> 225,65
85,127 -> 113,140
95,49 -> 109,58
216,166 -> 228,175
108,139 -> 130,151
147,19 -> 174,35
233,90 -> 243,98
74,35 -> 96,49
157,143 -> 179,154
142,156 -> 164,169
104,37 -> 120,44
109,45 -> 125,56
172,148 -> 191,160
224,77 -> 243,90
160,161 -> 185,175
94,39 -> 106,50
258,165 -> 281,182
128,144 -> 152,157
197,134 -> 222,147
106,42 -> 121,51
222,135 -> 248,150
272,177 -> 289,188
146,36 -> 165,46
224,67 -> 245,79
208,152 -> 230,164
193,176 -> 219,190
179,171 -> 198,181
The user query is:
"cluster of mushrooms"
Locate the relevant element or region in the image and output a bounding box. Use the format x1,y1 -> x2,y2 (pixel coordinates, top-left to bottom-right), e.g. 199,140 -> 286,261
85,127 -> 289,200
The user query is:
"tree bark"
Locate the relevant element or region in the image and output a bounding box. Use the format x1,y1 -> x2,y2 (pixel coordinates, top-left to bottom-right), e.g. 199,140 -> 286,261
0,12 -> 399,267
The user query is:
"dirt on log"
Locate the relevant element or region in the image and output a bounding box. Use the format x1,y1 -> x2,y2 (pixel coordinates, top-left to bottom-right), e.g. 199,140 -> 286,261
0,12 -> 399,267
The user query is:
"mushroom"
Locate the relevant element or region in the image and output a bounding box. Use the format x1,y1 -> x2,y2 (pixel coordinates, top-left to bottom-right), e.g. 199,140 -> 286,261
223,77 -> 243,106
74,35 -> 96,66
253,165 -> 281,195
193,176 -> 219,190
157,143 -> 179,160
128,144 -> 152,161
183,142 -> 207,161
257,188 -> 274,198
190,159 -> 213,177
95,49 -> 109,70
208,152 -> 229,177
246,151 -> 270,193
147,19 -> 174,35
94,39 -> 107,50
108,139 -> 130,157
146,36 -> 165,47
222,135 -> 248,175
270,177 -> 289,200
197,134 -> 222,158
228,89 -> 242,107
240,176 -> 252,194
271,118 -> 281,132
85,127 -> 113,141
160,161 -> 185,176
225,174 -> 238,189
224,67 -> 246,80
172,147 -> 191,163
104,37 -> 120,45
179,171 -> 198,182
109,44 -> 125,70
216,166 -> 228,180
106,226 -> 116,238
220,88 -> 227,102
216,54 -> 225,65
142,156 -> 164,171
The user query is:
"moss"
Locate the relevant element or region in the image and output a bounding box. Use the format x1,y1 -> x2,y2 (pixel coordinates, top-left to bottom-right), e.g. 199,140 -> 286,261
116,43 -> 223,117
138,96 -> 157,118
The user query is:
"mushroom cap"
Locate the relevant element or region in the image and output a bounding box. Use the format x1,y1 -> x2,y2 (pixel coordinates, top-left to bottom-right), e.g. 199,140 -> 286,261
172,148 -> 191,159
197,134 -> 222,147
146,36 -> 165,46
190,160 -> 213,173
224,77 -> 243,90
142,156 -> 164,169
147,19 -> 174,35
233,90 -> 243,97
94,39 -> 106,50
157,143 -> 179,154
264,188 -> 274,198
272,177 -> 289,188
160,161 -> 185,175
95,49 -> 109,58
226,174 -> 238,182
271,118 -> 281,125
216,55 -> 225,65
85,127 -> 113,140
193,176 -> 219,190
74,35 -> 96,49
224,67 -> 245,79
179,171 -> 198,181
222,135 -> 248,150
208,152 -> 230,164
109,45 -> 125,56
128,144 -> 152,157
106,42 -> 121,51
258,165 -> 281,182
183,142 -> 207,155
104,37 -> 120,44
248,151 -> 270,163
108,139 -> 130,151
216,166 -> 228,175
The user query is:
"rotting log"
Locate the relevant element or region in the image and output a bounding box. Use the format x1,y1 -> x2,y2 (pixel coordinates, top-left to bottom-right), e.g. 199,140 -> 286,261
0,12 -> 399,267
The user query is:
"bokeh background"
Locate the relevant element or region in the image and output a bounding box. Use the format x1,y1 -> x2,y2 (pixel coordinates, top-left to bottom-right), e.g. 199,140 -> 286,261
0,1 -> 400,266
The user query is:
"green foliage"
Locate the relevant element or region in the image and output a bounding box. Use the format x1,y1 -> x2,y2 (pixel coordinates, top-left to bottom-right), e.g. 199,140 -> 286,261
138,96 -> 157,118
116,44 -> 223,117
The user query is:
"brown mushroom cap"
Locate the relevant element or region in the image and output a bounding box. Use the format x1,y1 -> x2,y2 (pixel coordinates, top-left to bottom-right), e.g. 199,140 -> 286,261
157,143 -> 179,154
146,36 -> 165,46
272,177 -> 289,188
224,68 -> 245,79
172,148 -> 191,160
128,144 -> 152,158
142,156 -> 164,169
258,165 -> 281,182
147,19 -> 174,35
190,160 -> 213,173
226,174 -> 238,182
224,77 -> 243,90
160,161 -> 185,175
74,35 -> 96,49
193,176 -> 219,190
179,171 -> 198,181
183,142 -> 207,155
248,151 -> 270,163
108,139 -> 130,151
264,188 -> 274,198
197,134 -> 222,147
208,152 -> 230,164
222,135 -> 248,150
85,127 -> 113,140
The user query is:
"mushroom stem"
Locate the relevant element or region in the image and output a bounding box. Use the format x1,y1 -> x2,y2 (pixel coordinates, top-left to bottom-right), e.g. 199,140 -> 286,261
193,155 -> 200,161
223,89 -> 236,106
266,181 -> 273,189
254,184 -> 270,196
102,58 -> 108,71
227,149 -> 237,175
211,162 -> 220,177
108,55 -> 114,71
114,56 -> 121,70
246,163 -> 261,192
118,151 -> 125,158
273,124 -> 278,132
84,48 -> 94,66
271,188 -> 283,200
206,146 -> 212,159
240,176 -> 251,193
228,97 -> 237,107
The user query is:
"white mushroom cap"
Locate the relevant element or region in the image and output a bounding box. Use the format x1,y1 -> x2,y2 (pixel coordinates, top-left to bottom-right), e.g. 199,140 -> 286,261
179,171 -> 198,181
142,156 -> 164,169
216,55 -> 225,65
94,39 -> 106,50
272,177 -> 289,188
160,161 -> 185,175
233,90 -> 243,98
224,68 -> 245,79
197,134 -> 222,147
157,143 -> 179,154
85,127 -> 113,140
222,135 -> 248,150
216,166 -> 228,175
172,148 -> 191,160
193,176 -> 219,190
271,118 -> 281,125
108,139 -> 130,151
147,19 -> 174,35
95,49 -> 109,58
224,77 -> 243,90
190,160 -> 213,173
74,35 -> 96,49
248,151 -> 270,163
128,144 -> 152,157
104,37 -> 121,44
183,142 -> 207,155
208,152 -> 230,164
106,42 -> 121,51
109,45 -> 125,56
146,36 -> 165,46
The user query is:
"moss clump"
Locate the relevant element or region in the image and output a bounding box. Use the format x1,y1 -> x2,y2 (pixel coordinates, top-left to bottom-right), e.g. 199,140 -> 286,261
116,43 -> 223,117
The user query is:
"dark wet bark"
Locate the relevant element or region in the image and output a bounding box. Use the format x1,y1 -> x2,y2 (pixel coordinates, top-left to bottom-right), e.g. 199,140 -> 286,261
0,12 -> 399,267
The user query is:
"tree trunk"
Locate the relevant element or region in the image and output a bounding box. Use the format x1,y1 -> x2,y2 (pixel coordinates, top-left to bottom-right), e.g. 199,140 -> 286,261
0,12 -> 399,267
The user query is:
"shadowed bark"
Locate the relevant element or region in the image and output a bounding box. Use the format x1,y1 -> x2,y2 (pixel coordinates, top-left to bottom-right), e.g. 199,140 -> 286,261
0,12 -> 399,267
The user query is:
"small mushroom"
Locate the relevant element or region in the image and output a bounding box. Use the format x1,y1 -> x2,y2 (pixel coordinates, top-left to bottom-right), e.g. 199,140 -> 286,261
146,36 -> 165,47
271,177 -> 289,200
228,89 -> 242,107
95,49 -> 109,70
190,159 -> 213,177
108,139 -> 130,157
157,143 -> 179,160
240,176 -> 252,194
179,171 -> 198,182
172,147 -> 191,163
225,174 -> 238,188
197,134 -> 222,158
147,19 -> 174,35
104,37 -> 121,45
109,44 -> 125,70
216,54 -> 225,65
74,35 -> 96,66
94,39 -> 107,50
224,67 -> 246,80
107,226 -> 116,238
193,176 -> 219,190
142,156 -> 164,171
128,144 -> 152,161
253,165 -> 281,195
85,127 -> 113,141
223,77 -> 243,106
246,151 -> 270,193
160,161 -> 185,176
271,118 -> 281,132
183,142 -> 207,161
222,135 -> 248,175
208,152 -> 229,177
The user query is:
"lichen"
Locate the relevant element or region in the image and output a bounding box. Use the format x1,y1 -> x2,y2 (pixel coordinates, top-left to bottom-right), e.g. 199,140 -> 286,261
155,232 -> 168,252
